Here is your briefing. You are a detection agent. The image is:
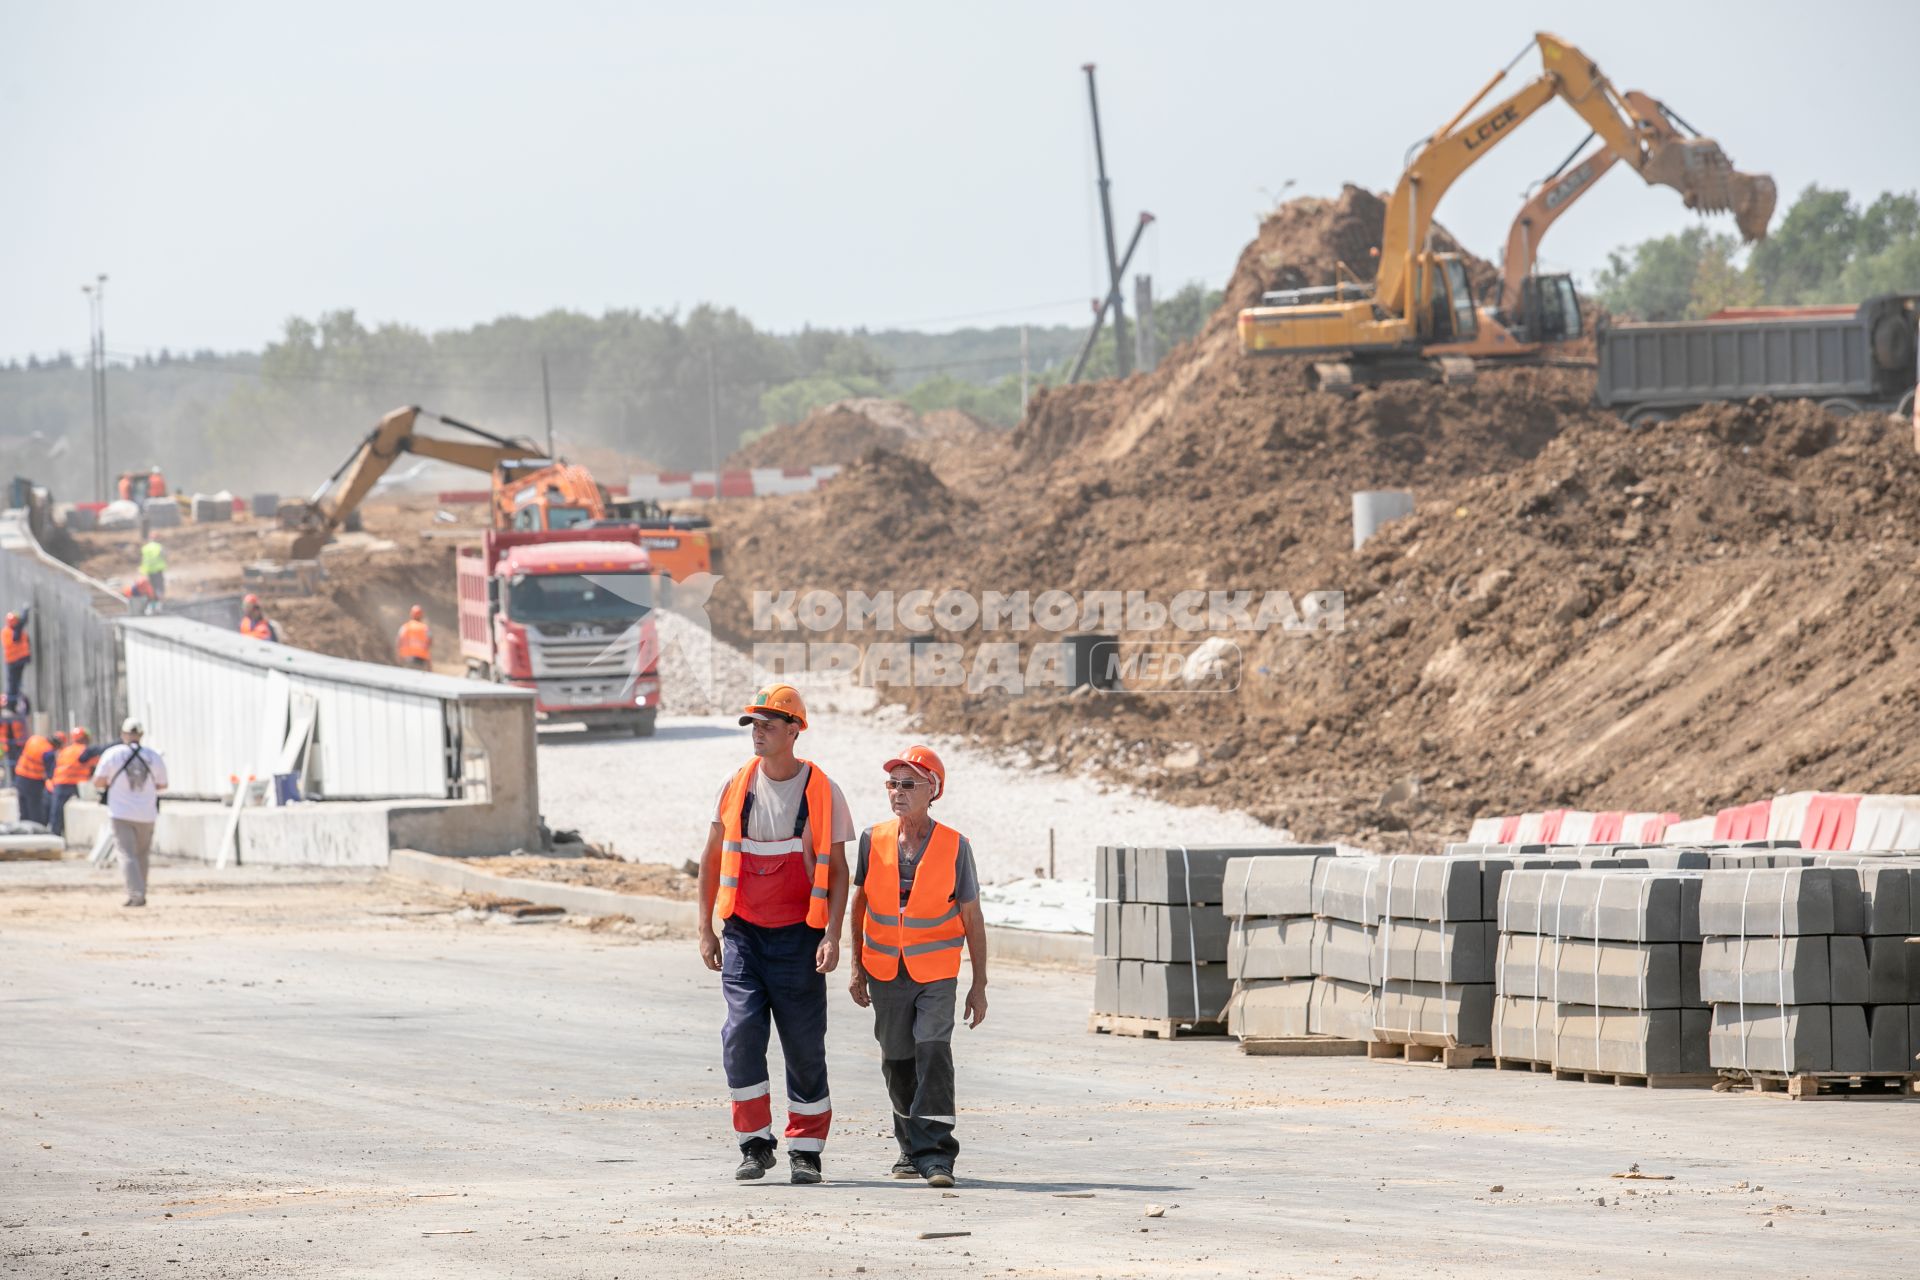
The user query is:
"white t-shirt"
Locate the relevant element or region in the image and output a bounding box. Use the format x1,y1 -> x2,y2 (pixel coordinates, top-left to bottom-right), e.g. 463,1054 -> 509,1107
712,764 -> 855,845
91,742 -> 169,823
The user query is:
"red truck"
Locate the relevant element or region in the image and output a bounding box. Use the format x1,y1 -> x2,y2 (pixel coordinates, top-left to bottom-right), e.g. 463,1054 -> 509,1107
458,528 -> 663,735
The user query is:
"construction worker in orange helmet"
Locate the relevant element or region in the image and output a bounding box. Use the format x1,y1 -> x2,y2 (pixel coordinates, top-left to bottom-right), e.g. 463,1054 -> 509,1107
698,682 -> 852,1185
396,605 -> 432,670
49,727 -> 105,838
239,593 -> 280,644
1,607 -> 28,706
848,744 -> 987,1189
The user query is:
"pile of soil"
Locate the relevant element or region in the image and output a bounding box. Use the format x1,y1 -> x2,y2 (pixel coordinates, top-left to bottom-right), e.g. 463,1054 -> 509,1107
730,399 -> 1004,477
706,190 -> 1920,847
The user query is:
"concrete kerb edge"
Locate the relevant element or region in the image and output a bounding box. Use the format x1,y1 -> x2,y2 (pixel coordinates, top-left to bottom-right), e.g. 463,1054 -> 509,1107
387,849 -> 1094,968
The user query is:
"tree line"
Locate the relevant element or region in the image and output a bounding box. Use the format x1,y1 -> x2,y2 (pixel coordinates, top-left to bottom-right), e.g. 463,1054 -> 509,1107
0,284 -> 1221,497
1594,185 -> 1920,321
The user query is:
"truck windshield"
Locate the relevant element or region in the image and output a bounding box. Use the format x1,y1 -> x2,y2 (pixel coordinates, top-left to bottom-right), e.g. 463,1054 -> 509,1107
547,507 -> 595,529
506,573 -> 654,622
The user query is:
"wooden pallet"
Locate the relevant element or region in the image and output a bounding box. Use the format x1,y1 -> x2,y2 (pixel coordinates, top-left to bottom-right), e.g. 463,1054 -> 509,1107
1087,1012 -> 1226,1040
1366,1040 -> 1489,1069
1549,1068 -> 1717,1089
1493,1056 -> 1552,1074
1729,1072 -> 1920,1100
1239,1037 -> 1368,1057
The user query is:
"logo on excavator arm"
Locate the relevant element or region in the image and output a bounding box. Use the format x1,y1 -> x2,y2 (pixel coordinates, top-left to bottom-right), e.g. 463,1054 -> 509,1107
1543,158 -> 1602,211
1462,104 -> 1520,152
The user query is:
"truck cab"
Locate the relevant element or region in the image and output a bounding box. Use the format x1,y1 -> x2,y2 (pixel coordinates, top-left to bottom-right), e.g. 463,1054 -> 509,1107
458,528 -> 663,735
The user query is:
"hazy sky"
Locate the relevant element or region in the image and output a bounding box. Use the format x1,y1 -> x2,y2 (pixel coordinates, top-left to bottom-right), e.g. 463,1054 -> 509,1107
4,0 -> 1914,360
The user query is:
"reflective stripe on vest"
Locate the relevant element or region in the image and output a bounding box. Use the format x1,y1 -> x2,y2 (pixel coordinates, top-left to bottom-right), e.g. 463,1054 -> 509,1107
16,735 -> 53,779
860,819 -> 966,983
714,758 -> 835,928
53,743 -> 92,786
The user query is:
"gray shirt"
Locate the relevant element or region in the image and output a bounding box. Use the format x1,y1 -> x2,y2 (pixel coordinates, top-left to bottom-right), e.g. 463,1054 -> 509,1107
854,824 -> 979,904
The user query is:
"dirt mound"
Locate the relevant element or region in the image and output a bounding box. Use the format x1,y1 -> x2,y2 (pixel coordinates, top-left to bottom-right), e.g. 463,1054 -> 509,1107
731,404 -> 908,469
706,186 -> 1920,847
730,398 -> 1011,495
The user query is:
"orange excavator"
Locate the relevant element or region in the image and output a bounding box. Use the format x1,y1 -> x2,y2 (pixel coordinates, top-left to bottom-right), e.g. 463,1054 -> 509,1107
1491,91 -> 1776,340
1237,32 -> 1776,392
280,406 -> 711,579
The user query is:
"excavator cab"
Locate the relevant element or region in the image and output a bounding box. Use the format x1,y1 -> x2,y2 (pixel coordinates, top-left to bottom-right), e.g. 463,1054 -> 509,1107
1421,256 -> 1480,342
1515,273 -> 1583,344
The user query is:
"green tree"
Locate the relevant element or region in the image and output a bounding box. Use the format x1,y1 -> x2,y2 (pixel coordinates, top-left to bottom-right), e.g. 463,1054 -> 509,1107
1593,226 -> 1725,321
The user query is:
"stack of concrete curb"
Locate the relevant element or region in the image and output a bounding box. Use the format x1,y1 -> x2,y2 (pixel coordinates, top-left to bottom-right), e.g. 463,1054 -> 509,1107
1495,868 -> 1711,1078
1370,854 -> 1503,1049
1220,849 -> 1336,1040
1702,864 -> 1920,1075
1094,845 -> 1322,1030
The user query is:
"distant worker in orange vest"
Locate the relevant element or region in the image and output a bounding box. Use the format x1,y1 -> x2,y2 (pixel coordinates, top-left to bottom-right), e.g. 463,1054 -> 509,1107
14,727 -> 56,826
2,608 -> 29,706
0,697 -> 27,785
698,683 -> 852,1186
848,745 -> 988,1189
147,467 -> 167,499
396,605 -> 432,669
49,727 -> 105,838
239,594 -> 280,643
125,577 -> 158,615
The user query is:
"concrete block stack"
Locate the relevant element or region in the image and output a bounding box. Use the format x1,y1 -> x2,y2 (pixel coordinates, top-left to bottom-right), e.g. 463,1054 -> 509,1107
1094,845 -> 1324,1029
1495,868 -> 1710,1078
1220,850 -> 1335,1040
1308,856 -> 1384,1041
1369,855 -> 1499,1050
144,500 -> 181,529
1701,865 -> 1920,1075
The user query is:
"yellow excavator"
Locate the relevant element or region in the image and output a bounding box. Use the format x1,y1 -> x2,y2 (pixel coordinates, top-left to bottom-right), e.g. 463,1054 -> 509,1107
1238,32 -> 1776,391
1492,91 -> 1775,336
276,406 -> 546,560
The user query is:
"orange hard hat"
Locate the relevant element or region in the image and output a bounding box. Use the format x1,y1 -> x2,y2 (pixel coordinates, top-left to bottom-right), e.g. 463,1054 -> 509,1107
410,605 -> 424,620
4,612 -> 15,626
71,727 -> 88,743
51,731 -> 66,745
244,593 -> 260,607
739,682 -> 808,730
883,744 -> 946,800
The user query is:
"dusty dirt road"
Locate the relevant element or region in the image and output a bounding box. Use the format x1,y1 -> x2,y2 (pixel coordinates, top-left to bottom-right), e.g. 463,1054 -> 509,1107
3,864 -> 1916,1278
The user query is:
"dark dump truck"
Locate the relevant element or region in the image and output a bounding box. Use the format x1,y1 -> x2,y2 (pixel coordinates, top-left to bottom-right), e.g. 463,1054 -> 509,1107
1596,293 -> 1918,425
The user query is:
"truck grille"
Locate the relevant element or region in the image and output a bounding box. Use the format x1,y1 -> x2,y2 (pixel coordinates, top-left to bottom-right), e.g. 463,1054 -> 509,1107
529,623 -> 641,679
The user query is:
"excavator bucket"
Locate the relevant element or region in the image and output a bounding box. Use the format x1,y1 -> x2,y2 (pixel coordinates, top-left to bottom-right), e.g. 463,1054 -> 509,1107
1641,137 -> 1777,240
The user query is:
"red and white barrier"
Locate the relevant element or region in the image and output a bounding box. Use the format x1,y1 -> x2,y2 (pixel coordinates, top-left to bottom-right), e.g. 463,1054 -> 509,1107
1468,793 -> 1920,851
627,465 -> 842,502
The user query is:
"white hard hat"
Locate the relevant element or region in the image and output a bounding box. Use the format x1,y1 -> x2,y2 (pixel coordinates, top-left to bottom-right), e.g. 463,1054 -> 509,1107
121,718 -> 143,736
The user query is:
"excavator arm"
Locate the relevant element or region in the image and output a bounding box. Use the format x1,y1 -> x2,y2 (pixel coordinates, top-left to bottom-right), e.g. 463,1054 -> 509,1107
1376,32 -> 1776,325
284,406 -> 546,559
1499,90 -> 1777,315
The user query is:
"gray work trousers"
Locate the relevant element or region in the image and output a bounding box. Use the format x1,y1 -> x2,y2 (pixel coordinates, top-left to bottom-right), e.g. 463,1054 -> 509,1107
113,818 -> 155,903
868,973 -> 959,1172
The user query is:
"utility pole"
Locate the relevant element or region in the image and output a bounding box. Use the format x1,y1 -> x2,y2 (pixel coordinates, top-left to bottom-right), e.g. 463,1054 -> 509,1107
1082,63 -> 1130,377
1134,274 -> 1156,372
1019,324 -> 1030,416
540,354 -> 556,457
82,275 -> 108,501
706,346 -> 720,486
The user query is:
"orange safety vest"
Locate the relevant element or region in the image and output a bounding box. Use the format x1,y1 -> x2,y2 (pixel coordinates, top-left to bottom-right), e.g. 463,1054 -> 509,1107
148,473 -> 167,498
2,624 -> 27,665
397,619 -> 432,662
53,742 -> 92,786
15,734 -> 53,780
240,615 -> 275,642
860,819 -> 967,983
715,758 -> 835,929
0,718 -> 25,750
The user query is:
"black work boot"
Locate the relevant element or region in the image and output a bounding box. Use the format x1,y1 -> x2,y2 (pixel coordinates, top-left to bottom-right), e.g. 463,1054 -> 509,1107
924,1166 -> 955,1189
891,1155 -> 917,1180
789,1151 -> 823,1185
735,1139 -> 776,1181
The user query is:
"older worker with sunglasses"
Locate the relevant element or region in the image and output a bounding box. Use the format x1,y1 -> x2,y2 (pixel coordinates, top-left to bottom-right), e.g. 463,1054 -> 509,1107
848,745 -> 988,1189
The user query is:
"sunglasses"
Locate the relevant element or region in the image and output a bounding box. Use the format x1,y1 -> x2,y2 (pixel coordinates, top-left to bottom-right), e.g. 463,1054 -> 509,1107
885,778 -> 926,791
